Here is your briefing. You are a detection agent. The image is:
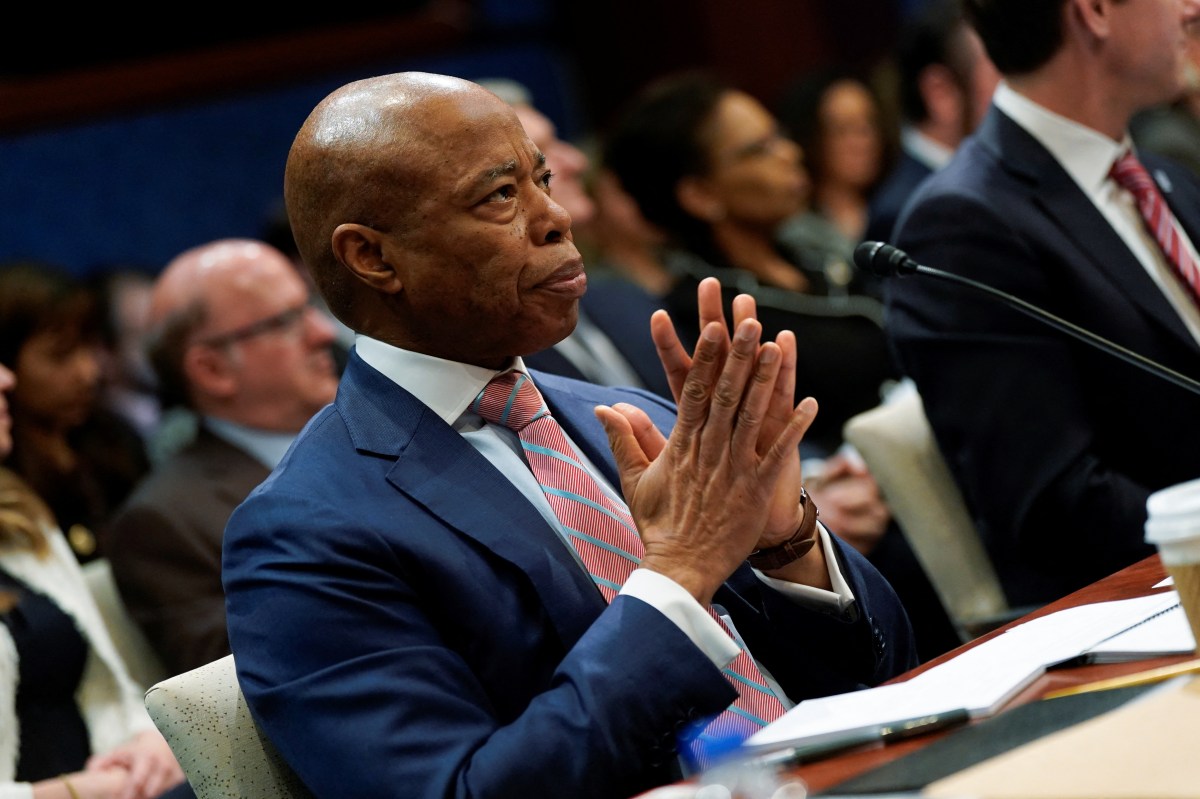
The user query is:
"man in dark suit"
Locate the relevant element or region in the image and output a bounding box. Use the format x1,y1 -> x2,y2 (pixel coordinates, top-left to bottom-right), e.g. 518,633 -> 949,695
864,0 -> 999,246
106,239 -> 340,675
221,72 -> 917,799
887,0 -> 1200,608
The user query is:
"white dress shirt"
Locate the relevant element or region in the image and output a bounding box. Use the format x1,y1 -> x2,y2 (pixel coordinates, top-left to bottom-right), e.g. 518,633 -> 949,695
994,82 -> 1200,346
901,125 -> 955,173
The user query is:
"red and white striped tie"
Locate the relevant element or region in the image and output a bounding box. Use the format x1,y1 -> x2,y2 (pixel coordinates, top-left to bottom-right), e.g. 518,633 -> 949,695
1110,151 -> 1200,309
472,371 -> 786,762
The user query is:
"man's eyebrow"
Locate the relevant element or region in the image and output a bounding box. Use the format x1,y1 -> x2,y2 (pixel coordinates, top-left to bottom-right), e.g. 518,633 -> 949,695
464,151 -> 548,194
483,158 -> 520,183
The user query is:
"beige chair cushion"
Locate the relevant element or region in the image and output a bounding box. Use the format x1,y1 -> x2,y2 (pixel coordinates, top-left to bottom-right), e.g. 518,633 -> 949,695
843,388 -> 1010,640
82,558 -> 169,690
144,654 -> 313,799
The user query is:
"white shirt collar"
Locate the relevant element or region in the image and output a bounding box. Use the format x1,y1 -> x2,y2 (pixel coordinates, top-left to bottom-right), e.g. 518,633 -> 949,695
353,334 -> 530,426
992,81 -> 1132,195
901,125 -> 955,171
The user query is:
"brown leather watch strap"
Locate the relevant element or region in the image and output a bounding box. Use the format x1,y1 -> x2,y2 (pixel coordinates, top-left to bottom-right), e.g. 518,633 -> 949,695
747,487 -> 819,571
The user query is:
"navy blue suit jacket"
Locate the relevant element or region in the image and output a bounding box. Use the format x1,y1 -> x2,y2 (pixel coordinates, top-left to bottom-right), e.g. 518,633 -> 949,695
222,352 -> 916,799
888,105 -> 1200,606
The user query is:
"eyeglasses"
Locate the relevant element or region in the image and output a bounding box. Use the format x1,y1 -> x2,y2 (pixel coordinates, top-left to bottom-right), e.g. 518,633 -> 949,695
195,303 -> 310,348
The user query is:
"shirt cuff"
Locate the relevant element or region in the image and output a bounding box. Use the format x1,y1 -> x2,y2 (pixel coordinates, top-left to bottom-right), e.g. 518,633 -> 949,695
753,524 -> 856,613
620,568 -> 741,669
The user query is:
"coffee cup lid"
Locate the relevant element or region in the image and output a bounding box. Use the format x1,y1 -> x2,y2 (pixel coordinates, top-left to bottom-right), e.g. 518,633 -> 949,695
1146,477 -> 1200,544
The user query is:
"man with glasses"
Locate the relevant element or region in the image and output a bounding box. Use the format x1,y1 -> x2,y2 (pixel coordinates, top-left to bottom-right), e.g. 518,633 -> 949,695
106,238 -> 340,676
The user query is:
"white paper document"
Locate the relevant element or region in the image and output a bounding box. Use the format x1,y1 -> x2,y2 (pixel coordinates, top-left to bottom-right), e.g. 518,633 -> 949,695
745,592 -> 1182,751
1084,596 -> 1194,662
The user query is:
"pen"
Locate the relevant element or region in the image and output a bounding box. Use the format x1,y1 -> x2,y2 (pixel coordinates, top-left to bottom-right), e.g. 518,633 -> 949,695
1042,657 -> 1200,700
741,708 -> 973,771
878,707 -> 971,742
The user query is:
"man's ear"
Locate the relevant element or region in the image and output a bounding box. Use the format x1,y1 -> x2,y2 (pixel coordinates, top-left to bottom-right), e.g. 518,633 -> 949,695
918,63 -> 963,129
183,344 -> 238,401
1069,0 -> 1112,40
676,176 -> 726,223
331,223 -> 404,294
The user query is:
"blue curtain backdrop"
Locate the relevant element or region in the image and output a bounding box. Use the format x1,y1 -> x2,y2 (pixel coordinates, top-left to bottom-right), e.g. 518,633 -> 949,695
0,42 -> 581,278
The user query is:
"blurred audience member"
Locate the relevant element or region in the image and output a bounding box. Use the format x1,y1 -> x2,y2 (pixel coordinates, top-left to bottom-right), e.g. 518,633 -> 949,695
0,261 -> 149,564
865,0 -> 1000,245
606,70 -> 895,453
776,66 -> 889,280
584,166 -> 675,299
90,268 -> 163,448
105,239 -> 340,675
478,78 -> 673,399
606,71 -> 960,662
0,361 -> 193,799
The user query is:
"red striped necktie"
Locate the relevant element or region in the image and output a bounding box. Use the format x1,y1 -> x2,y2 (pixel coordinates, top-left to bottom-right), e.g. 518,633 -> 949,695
1110,150 -> 1200,309
472,371 -> 787,763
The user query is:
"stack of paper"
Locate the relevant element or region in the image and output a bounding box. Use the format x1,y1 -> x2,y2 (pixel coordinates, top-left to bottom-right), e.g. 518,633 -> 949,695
745,592 -> 1183,751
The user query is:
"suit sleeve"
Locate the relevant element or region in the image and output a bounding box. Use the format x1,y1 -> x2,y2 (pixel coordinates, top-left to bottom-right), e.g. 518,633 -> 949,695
106,502 -> 230,674
223,467 -> 735,799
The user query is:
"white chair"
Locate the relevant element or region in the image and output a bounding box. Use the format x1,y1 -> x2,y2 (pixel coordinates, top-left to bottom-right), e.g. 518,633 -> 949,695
144,654 -> 313,799
82,558 -> 169,689
842,387 -> 1018,641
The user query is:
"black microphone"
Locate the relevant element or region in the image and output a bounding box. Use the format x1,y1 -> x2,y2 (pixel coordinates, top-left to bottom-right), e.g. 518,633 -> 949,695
854,240 -> 1200,397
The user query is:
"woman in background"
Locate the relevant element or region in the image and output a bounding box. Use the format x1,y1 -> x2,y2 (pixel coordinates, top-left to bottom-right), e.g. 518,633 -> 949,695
0,262 -> 149,563
603,69 -> 895,456
0,360 -> 190,799
776,66 -> 890,253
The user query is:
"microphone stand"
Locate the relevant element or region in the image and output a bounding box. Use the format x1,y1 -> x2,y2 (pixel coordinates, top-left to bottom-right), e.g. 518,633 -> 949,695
909,262 -> 1200,397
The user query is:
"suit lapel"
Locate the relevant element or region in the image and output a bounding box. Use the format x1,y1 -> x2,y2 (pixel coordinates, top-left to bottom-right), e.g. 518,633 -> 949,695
981,110 -> 1200,351
337,355 -> 606,647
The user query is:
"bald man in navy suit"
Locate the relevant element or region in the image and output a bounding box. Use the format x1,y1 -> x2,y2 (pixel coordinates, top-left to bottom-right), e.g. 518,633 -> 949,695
222,72 -> 916,799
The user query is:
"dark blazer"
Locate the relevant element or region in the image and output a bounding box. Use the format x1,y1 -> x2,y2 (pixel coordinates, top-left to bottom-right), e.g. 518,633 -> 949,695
888,105 -> 1200,607
222,352 -> 917,799
864,149 -> 935,246
106,427 -> 270,674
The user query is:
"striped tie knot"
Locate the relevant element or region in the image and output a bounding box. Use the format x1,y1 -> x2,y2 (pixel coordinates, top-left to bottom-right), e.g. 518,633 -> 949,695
472,371 -> 551,431
1110,151 -> 1159,208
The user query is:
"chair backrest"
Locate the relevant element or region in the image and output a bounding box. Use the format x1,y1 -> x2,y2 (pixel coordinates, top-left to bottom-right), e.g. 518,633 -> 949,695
843,388 -> 1012,641
144,654 -> 314,799
81,558 -> 169,690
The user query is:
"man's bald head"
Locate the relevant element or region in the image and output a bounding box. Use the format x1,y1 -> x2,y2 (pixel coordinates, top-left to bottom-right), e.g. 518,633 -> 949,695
147,238 -> 339,422
284,72 -> 513,326
150,239 -> 296,328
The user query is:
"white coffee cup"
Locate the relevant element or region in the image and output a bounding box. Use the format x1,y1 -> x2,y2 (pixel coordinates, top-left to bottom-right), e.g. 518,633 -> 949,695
1145,477 -> 1200,647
